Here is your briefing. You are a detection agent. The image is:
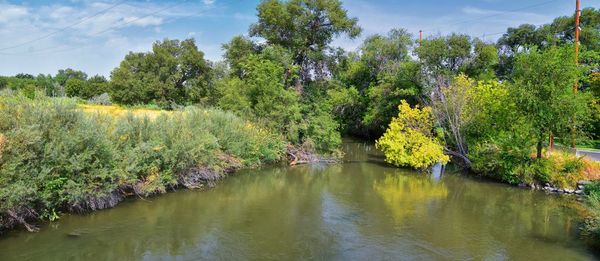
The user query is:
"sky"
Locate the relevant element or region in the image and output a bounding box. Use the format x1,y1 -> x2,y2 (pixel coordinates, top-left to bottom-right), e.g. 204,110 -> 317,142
0,0 -> 597,76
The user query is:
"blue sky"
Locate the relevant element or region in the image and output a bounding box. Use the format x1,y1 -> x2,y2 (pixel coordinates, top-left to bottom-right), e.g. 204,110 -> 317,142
0,0 -> 597,76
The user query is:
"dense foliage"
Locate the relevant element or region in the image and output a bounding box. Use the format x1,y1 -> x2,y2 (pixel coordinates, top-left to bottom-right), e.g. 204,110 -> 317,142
110,39 -> 211,107
0,0 -> 599,238
376,100 -> 448,169
0,94 -> 284,232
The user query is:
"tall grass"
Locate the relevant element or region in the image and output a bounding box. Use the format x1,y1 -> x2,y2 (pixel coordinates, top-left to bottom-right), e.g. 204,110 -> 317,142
0,95 -> 285,232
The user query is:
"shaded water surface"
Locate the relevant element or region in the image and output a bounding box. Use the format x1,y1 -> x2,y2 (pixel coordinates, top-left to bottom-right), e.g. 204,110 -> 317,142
0,141 -> 597,260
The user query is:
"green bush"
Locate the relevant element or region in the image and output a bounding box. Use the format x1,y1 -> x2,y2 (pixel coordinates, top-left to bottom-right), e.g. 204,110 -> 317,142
0,94 -> 285,231
469,129 -> 535,185
582,192 -> 600,243
0,96 -> 118,224
585,182 -> 600,198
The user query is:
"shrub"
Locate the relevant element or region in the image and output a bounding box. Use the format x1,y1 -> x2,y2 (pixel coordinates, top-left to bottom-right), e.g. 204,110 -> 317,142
88,93 -> 112,105
0,94 -> 285,231
582,193 -> 600,242
585,181 -> 600,198
376,100 -> 449,169
0,96 -> 118,230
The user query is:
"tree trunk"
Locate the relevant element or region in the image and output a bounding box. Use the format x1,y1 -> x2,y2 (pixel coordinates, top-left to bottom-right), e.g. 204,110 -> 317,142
536,137 -> 543,159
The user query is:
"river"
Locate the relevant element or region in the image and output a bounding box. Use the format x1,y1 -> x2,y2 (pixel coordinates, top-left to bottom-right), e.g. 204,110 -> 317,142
0,140 -> 597,260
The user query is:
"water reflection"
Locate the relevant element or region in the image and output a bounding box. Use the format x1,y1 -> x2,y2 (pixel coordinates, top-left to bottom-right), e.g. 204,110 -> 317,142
0,141 -> 596,260
373,173 -> 448,225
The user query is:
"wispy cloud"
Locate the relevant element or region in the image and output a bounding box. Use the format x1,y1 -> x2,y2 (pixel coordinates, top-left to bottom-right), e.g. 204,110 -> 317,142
333,0 -> 556,52
0,1 -> 212,76
0,3 -> 28,23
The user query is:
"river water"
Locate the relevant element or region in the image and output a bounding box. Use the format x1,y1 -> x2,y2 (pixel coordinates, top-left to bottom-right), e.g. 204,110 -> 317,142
0,140 -> 597,260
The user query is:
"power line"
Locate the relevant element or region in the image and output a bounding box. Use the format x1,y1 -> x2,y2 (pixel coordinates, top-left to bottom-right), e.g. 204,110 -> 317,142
0,0 -> 191,56
0,0 -> 128,51
421,0 -> 561,33
90,0 -> 189,36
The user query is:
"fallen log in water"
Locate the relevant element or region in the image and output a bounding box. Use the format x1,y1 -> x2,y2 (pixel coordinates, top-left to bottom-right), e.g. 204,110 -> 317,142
286,144 -> 339,165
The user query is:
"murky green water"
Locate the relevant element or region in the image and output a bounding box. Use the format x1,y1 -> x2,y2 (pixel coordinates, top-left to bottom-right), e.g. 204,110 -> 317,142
0,141 -> 597,260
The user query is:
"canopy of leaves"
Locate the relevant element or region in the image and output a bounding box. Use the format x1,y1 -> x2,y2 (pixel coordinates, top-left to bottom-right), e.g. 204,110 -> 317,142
250,0 -> 361,82
109,39 -> 211,107
510,46 -> 590,157
376,100 -> 449,169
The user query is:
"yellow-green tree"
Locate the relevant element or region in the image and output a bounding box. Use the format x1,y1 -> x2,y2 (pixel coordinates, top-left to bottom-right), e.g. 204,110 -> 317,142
376,100 -> 449,169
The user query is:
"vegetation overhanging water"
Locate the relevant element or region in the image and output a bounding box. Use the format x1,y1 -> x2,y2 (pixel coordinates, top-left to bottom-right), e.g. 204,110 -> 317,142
0,140 -> 597,260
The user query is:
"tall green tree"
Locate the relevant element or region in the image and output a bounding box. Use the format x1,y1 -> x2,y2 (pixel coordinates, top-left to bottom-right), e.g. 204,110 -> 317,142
330,29 -> 421,137
222,35 -> 261,78
415,34 -> 472,77
496,8 -> 600,78
0,77 -> 7,90
110,38 -> 211,106
218,54 -> 302,142
55,69 -> 87,86
510,46 -> 590,158
250,0 -> 361,86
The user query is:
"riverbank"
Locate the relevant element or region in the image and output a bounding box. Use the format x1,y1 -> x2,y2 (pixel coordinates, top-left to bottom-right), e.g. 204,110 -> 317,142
0,140 -> 596,260
0,95 -> 286,233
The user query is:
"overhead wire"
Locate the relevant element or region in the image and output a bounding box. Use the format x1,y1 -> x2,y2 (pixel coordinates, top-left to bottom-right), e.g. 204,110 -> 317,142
419,0 -> 563,41
0,0 -> 193,56
0,0 -> 128,51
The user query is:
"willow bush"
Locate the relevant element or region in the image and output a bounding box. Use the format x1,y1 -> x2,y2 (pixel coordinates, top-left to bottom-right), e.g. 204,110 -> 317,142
0,94 -> 285,232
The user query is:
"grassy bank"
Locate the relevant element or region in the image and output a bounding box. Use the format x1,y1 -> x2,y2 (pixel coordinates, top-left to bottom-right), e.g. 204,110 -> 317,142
0,95 -> 285,232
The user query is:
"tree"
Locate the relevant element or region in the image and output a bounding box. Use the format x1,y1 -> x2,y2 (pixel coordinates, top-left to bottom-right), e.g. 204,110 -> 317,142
360,29 -> 413,78
34,74 -> 56,97
465,39 -> 499,80
496,8 -> 600,78
222,35 -> 260,78
55,69 -> 87,86
84,75 -> 109,99
363,60 -> 421,135
429,74 -> 473,165
64,78 -> 87,98
416,34 -> 471,77
250,0 -> 361,85
548,7 -> 600,51
218,54 -> 302,142
110,38 -> 211,106
14,73 -> 34,80
376,100 -> 449,169
0,77 -> 7,89
511,46 -> 589,158
331,28 -> 421,138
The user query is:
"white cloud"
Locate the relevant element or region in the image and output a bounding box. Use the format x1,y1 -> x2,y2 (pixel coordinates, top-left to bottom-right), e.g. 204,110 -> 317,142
0,1 -> 210,76
332,0 -> 557,52
203,0 -> 215,5
0,4 -> 28,23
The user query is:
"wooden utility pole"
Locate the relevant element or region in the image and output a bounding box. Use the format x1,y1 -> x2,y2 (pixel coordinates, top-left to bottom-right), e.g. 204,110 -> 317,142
572,0 -> 581,149
575,0 -> 581,70
551,0 -> 581,150
419,30 -> 423,47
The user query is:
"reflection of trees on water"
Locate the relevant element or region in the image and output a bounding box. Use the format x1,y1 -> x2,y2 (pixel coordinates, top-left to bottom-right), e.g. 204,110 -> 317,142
373,172 -> 448,225
0,151 -> 594,260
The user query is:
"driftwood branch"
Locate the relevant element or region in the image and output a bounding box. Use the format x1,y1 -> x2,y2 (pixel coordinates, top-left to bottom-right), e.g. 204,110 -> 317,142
7,209 -> 38,232
444,148 -> 472,168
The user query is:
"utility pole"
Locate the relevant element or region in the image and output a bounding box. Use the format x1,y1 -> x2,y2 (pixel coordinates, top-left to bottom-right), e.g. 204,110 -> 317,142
419,30 -> 423,47
572,0 -> 581,149
575,0 -> 581,69
551,0 -> 581,151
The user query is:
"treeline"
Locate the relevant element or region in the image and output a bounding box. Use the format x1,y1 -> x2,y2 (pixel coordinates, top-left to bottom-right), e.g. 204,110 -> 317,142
1,3 -> 597,155
0,0 -> 599,235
